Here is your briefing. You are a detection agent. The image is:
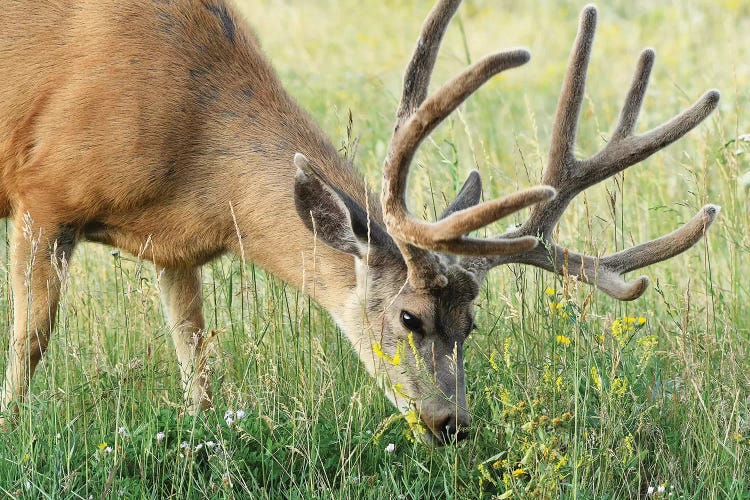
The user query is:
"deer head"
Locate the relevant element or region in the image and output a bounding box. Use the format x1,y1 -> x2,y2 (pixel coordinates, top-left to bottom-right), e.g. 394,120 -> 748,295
294,1 -> 719,445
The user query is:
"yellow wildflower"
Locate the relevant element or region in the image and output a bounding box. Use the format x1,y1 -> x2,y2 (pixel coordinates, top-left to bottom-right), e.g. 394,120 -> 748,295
489,349 -> 500,372
556,335 -> 572,346
544,287 -> 555,296
407,332 -> 423,369
637,335 -> 658,351
372,413 -> 401,445
23,453 -> 29,463
622,433 -> 635,464
590,366 -> 602,391
404,409 -> 426,437
392,383 -> 409,399
373,342 -> 384,359
611,318 -> 624,337
504,337 -> 512,369
97,442 -> 108,450
612,377 -> 628,397
372,340 -> 404,366
477,463 -> 497,487
638,317 -> 647,324
390,342 -> 402,366
511,468 -> 528,478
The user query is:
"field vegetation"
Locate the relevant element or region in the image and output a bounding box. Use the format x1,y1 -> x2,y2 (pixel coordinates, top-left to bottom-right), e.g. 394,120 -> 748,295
0,0 -> 748,497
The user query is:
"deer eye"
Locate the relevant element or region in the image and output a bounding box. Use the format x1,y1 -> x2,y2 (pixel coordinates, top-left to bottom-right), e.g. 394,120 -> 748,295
400,310 -> 423,333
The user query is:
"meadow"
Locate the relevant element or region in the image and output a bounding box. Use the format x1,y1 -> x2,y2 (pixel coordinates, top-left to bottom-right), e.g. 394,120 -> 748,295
0,0 -> 748,497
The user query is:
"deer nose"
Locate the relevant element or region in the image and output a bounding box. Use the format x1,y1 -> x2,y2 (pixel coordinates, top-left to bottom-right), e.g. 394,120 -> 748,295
436,413 -> 471,444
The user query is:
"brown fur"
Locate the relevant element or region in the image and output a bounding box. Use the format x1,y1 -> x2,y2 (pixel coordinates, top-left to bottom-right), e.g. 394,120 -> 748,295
0,0 -> 369,417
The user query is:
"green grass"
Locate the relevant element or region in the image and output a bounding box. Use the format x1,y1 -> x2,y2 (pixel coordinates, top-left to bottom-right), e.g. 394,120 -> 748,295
1,0 -> 749,497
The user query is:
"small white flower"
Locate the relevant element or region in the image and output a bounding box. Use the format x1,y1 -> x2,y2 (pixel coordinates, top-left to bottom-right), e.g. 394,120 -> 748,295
180,441 -> 190,450
104,446 -> 113,454
384,443 -> 395,453
224,409 -> 234,419
195,443 -> 204,451
117,426 -> 129,437
205,440 -> 216,449
647,486 -> 655,495
236,410 -> 246,420
156,431 -> 166,442
225,417 -> 234,426
55,433 -> 61,439
658,486 -> 666,494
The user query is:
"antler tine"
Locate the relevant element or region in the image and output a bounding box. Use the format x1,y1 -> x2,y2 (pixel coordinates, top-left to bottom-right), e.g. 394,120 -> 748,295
576,86 -> 720,195
611,48 -> 655,141
397,0 -> 462,124
479,204 -> 719,301
545,4 -> 598,184
464,5 -> 720,301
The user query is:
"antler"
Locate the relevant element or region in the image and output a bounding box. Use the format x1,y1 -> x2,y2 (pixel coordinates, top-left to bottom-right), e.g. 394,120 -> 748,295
381,0 -> 556,289
463,5 -> 720,301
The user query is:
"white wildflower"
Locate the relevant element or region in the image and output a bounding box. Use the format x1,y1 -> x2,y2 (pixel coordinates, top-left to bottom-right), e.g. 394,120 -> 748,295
117,426 -> 129,437
156,431 -> 165,442
384,443 -> 395,453
236,410 -> 246,420
647,486 -> 655,495
104,446 -> 113,454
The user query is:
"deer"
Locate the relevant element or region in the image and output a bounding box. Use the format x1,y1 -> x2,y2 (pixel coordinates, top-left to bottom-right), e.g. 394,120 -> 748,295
0,0 -> 719,444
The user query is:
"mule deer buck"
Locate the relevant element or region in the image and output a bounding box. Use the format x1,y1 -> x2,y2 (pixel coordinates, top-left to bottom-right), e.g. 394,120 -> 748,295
0,0 -> 719,443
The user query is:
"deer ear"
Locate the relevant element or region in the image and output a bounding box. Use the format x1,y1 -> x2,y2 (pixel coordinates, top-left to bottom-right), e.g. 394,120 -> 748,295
294,154 -> 363,257
439,170 -> 483,219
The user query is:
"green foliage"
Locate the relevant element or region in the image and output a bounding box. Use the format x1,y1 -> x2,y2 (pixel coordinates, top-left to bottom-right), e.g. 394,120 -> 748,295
1,0 -> 749,498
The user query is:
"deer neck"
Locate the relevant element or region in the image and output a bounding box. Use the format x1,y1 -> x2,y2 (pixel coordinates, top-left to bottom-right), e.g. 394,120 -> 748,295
211,100 -> 365,320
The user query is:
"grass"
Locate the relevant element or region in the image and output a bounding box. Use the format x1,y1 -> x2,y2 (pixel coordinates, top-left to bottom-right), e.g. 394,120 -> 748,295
1,0 -> 749,497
